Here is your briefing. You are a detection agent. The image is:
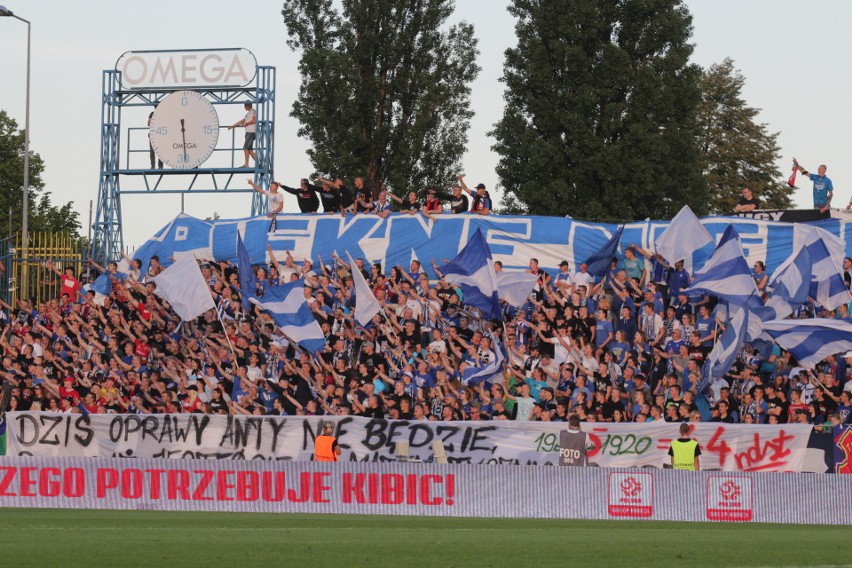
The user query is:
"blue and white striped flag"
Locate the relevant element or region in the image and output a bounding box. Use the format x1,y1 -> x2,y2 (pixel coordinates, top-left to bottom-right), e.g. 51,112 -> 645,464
440,229 -> 502,321
462,332 -> 505,386
250,280 -> 326,354
762,318 -> 852,368
805,237 -> 851,311
743,294 -> 780,359
682,225 -> 758,307
769,245 -> 812,307
706,304 -> 750,379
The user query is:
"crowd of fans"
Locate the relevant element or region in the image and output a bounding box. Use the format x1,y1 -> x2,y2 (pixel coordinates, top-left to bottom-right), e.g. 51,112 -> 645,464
1,238 -> 852,428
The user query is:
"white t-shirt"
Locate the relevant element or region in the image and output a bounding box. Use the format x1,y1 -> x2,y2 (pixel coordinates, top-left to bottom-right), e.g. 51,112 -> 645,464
515,397 -> 536,421
244,109 -> 257,133
573,271 -> 595,290
266,190 -> 284,213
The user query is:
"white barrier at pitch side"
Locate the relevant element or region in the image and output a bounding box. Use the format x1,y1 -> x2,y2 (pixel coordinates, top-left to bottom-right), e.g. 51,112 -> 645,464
0,457 -> 849,524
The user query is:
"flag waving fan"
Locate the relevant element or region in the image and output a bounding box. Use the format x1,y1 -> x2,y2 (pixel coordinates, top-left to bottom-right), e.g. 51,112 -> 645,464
788,157 -> 799,188
437,229 -> 502,321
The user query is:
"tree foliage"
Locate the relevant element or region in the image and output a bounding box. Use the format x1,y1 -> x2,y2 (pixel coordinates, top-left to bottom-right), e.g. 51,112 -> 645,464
491,0 -> 707,221
282,0 -> 480,198
0,110 -> 82,239
697,58 -> 792,213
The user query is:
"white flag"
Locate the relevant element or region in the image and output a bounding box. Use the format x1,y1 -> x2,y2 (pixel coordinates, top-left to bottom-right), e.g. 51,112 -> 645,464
151,255 -> 215,321
346,252 -> 381,326
654,205 -> 713,264
496,272 -> 539,307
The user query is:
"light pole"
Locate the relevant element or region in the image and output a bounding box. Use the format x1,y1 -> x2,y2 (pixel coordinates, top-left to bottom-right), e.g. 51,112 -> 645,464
0,5 -> 31,297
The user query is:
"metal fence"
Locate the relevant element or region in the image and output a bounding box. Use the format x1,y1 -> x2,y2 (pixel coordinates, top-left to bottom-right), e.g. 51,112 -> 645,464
0,232 -> 86,308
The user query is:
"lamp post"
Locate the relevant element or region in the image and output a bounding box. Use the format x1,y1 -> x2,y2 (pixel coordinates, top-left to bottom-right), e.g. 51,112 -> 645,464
0,5 -> 31,297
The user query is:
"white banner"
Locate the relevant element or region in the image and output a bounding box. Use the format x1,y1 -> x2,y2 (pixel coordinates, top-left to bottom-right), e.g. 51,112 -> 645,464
5,413 -> 813,472
0,457 -> 850,524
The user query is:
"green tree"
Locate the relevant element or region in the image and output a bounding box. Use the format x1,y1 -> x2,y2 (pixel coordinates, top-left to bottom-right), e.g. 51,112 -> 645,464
0,110 -> 81,238
491,0 -> 707,221
282,0 -> 480,198
698,58 -> 792,213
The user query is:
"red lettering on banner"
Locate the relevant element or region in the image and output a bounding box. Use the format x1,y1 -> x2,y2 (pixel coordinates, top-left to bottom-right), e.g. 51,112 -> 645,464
705,427 -> 733,467
2,465 -> 459,507
167,469 -> 191,500
734,430 -> 795,472
40,468 -> 61,497
237,471 -> 259,502
368,472 -> 379,504
381,474 -> 404,505
65,468 -> 85,498
406,474 -> 417,505
0,467 -> 16,496
340,473 -> 453,506
122,469 -> 143,499
260,471 -> 286,502
313,472 -> 331,503
192,470 -> 214,501
146,469 -> 165,500
342,472 -> 366,504
20,467 -> 37,497
287,472 -> 311,503
217,471 -> 236,501
420,475 -> 443,505
96,468 -> 118,498
587,432 -> 603,457
445,474 -> 455,506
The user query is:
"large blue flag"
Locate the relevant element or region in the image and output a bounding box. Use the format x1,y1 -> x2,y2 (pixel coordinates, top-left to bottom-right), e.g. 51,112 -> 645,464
769,246 -> 812,306
585,225 -> 624,277
682,225 -> 758,307
706,304 -> 750,380
805,237 -> 851,311
237,232 -> 257,311
249,279 -> 326,354
762,318 -> 852,368
440,229 -> 502,321
91,270 -> 128,297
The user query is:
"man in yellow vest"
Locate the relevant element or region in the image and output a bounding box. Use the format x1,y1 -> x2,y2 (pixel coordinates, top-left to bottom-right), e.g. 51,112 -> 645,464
314,422 -> 341,462
668,423 -> 701,470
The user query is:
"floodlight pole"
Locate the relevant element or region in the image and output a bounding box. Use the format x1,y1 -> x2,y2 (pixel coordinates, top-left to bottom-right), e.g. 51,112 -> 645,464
0,5 -> 31,296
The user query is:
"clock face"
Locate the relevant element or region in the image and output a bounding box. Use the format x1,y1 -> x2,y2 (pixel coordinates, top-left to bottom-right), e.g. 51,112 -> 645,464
149,90 -> 219,169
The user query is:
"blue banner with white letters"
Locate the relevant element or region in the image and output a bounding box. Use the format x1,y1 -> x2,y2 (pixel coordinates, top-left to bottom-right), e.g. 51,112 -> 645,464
132,212 -> 852,279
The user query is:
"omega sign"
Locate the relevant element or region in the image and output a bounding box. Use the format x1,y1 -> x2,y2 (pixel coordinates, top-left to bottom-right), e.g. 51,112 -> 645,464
115,48 -> 257,89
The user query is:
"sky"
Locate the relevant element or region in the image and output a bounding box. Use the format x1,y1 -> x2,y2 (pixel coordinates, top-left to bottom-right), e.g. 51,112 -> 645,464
1,0 -> 851,250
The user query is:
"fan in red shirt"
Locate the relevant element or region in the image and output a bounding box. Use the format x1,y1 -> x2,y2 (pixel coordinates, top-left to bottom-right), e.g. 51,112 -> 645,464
81,392 -> 99,414
181,385 -> 204,413
48,262 -> 81,302
59,376 -> 81,403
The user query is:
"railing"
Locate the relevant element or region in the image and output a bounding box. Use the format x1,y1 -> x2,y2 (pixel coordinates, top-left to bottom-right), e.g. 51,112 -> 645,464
1,232 -> 86,306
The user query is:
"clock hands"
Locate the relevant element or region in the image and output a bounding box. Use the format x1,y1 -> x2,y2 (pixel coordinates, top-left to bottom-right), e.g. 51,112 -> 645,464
180,118 -> 188,163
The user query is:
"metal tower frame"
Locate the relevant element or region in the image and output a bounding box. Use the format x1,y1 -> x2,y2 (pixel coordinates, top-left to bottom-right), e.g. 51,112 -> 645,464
90,64 -> 276,262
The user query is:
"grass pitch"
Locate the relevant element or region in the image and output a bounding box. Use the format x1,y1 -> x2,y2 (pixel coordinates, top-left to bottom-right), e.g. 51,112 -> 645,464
0,508 -> 846,567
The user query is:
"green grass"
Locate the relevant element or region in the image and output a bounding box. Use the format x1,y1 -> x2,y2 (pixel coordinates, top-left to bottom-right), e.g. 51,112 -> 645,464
0,508 -> 847,567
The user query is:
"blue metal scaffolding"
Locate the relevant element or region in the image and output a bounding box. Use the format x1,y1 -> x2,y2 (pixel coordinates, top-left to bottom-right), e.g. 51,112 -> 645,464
90,65 -> 276,262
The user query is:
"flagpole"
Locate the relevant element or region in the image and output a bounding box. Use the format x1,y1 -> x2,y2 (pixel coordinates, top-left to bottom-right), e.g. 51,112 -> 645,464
213,300 -> 240,368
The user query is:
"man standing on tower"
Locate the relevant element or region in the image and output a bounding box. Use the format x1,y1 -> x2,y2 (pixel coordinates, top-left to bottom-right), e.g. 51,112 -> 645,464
794,158 -> 833,212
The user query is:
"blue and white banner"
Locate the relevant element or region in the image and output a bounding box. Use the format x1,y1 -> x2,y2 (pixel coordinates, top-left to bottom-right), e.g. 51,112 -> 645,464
132,212 -> 852,279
